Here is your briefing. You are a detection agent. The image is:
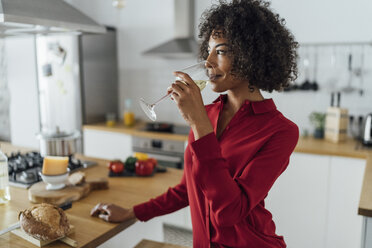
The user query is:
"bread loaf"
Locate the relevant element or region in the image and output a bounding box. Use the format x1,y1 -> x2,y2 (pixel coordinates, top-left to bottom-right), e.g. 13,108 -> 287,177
18,203 -> 70,241
68,171 -> 86,186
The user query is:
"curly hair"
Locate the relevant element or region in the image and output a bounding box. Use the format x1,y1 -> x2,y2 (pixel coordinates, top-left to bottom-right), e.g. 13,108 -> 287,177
198,0 -> 298,92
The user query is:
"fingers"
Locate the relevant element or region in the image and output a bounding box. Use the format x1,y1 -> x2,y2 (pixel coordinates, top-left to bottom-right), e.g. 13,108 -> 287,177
99,213 -> 109,222
90,203 -> 105,216
173,71 -> 193,86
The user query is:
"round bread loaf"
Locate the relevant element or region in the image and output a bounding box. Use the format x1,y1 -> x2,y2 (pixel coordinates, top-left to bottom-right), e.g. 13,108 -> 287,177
18,203 -> 70,241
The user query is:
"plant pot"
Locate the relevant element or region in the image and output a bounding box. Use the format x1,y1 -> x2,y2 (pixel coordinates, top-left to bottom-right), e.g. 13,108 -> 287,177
313,128 -> 324,139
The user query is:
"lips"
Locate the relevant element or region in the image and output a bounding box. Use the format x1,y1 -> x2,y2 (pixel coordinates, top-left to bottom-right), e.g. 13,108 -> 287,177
209,74 -> 221,81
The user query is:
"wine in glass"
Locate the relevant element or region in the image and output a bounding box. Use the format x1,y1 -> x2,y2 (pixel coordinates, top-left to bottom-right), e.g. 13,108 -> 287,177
139,61 -> 215,121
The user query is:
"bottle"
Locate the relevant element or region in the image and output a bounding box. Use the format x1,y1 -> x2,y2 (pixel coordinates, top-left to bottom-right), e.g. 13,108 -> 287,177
0,149 -> 11,204
123,99 -> 135,127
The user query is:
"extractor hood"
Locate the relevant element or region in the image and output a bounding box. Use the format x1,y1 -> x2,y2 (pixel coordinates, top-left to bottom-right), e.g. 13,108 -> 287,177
143,0 -> 198,59
0,0 -> 106,37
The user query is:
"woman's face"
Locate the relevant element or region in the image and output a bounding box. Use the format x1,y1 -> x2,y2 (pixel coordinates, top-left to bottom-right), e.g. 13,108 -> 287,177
206,32 -> 248,93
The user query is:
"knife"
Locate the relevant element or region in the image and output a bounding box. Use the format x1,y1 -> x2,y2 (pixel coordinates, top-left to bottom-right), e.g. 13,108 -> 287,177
0,201 -> 72,236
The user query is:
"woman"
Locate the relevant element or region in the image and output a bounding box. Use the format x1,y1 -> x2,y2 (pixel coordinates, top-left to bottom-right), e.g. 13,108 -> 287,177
91,0 -> 299,247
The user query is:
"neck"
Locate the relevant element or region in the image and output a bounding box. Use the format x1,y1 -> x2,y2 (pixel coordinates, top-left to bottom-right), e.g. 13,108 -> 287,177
226,86 -> 264,112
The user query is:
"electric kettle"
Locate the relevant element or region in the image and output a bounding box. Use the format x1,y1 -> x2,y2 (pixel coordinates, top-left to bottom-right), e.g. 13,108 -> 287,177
363,113 -> 372,146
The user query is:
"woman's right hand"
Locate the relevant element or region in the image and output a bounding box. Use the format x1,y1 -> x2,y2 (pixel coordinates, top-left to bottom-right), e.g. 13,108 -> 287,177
90,203 -> 137,223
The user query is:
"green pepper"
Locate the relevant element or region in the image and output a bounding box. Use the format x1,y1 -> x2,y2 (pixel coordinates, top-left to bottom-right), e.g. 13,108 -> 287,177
124,156 -> 137,172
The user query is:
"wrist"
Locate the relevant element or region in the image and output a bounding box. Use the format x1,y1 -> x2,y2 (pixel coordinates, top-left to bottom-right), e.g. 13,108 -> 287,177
191,122 -> 213,140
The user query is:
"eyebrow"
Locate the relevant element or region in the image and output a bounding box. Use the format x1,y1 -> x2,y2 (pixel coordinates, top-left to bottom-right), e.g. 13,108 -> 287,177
208,43 -> 230,49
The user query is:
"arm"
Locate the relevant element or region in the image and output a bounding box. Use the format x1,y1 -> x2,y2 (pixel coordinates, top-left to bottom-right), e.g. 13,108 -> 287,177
133,172 -> 189,221
91,172 -> 189,223
189,125 -> 299,227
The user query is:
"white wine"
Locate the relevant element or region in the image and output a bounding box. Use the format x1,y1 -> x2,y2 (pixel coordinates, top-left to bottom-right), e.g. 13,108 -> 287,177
194,80 -> 208,91
0,150 -> 10,204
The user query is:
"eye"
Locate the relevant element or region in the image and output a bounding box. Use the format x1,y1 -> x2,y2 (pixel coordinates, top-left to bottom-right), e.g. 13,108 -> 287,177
216,49 -> 228,55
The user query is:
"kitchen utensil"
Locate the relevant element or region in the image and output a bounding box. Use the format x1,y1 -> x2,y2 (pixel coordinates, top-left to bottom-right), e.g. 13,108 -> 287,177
0,201 -> 72,236
36,128 -> 80,157
362,113 -> 372,146
341,52 -> 357,93
325,92 -> 348,143
12,224 -> 77,247
300,47 -> 312,90
311,47 -> 319,91
28,177 -> 108,205
139,61 -> 216,121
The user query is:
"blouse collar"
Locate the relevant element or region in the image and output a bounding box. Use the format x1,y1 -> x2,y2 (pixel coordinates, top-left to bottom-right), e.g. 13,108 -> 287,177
212,94 -> 276,115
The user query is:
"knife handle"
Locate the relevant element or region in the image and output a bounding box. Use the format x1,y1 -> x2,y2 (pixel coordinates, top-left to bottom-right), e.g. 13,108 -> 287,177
59,201 -> 72,211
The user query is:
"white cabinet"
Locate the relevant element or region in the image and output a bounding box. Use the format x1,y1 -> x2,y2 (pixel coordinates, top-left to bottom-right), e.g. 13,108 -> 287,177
266,153 -> 331,248
83,129 -> 132,160
265,153 -> 366,248
325,156 -> 365,248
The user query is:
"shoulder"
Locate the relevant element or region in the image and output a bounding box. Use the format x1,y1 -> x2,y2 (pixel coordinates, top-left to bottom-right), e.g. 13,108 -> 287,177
271,110 -> 299,144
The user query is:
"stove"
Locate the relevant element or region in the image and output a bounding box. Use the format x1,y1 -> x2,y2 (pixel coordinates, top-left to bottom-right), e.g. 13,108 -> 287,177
7,151 -> 96,188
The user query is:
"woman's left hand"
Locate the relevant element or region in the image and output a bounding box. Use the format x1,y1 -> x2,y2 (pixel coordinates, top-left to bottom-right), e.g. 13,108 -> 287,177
170,71 -> 209,126
169,71 -> 214,139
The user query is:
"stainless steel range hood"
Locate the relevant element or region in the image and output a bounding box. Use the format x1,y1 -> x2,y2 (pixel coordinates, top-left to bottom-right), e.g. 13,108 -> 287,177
143,0 -> 198,59
0,0 -> 106,37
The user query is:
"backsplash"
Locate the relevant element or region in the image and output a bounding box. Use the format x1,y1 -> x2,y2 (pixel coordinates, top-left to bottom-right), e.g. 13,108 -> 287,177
121,44 -> 372,135
0,39 -> 10,141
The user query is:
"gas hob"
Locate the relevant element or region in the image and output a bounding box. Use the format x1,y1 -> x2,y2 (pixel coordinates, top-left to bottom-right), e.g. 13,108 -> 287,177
7,151 -> 96,188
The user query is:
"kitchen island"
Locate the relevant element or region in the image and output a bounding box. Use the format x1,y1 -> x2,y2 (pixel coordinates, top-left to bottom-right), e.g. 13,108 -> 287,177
84,122 -> 372,217
0,142 -> 183,248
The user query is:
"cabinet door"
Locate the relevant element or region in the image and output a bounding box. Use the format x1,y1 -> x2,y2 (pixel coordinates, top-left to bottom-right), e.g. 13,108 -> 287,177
83,129 -> 132,160
265,153 -> 331,248
325,157 -> 365,248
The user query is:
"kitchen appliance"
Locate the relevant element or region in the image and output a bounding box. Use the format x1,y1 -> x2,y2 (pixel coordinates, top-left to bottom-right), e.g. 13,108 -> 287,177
36,26 -> 118,153
363,113 -> 372,146
36,129 -> 80,157
0,0 -> 105,37
133,123 -> 190,169
143,0 -> 197,58
6,151 -> 95,188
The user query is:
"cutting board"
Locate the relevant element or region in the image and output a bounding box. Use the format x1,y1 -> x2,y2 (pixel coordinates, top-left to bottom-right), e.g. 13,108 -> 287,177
12,224 -> 77,247
28,178 -> 108,205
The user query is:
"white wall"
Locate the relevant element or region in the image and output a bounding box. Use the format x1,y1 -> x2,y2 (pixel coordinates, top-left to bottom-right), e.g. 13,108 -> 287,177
4,0 -> 372,147
66,0 -> 372,133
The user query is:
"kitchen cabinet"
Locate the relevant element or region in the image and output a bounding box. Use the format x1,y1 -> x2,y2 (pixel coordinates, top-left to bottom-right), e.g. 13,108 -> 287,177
83,129 -> 132,160
265,153 -> 365,248
266,153 -> 331,248
325,156 -> 365,248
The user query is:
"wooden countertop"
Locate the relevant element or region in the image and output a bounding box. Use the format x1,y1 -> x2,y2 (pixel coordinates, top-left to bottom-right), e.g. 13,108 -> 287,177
134,239 -> 188,248
84,122 -> 372,217
83,122 -> 188,142
0,142 -> 183,248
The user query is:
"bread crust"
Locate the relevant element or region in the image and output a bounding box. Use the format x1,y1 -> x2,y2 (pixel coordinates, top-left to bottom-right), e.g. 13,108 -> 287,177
18,203 -> 70,241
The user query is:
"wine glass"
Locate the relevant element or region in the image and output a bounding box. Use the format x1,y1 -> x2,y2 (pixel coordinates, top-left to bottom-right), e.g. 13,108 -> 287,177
139,61 -> 215,121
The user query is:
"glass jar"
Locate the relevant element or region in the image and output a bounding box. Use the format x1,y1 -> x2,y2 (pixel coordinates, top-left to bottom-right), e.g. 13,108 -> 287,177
0,149 -> 10,204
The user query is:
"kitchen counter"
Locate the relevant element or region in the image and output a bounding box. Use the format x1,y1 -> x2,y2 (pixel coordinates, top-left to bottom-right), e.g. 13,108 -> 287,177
84,122 -> 372,217
0,142 -> 183,248
83,122 -> 188,142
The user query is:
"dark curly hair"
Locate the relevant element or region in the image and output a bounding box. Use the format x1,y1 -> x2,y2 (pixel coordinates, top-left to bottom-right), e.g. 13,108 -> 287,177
198,0 -> 298,92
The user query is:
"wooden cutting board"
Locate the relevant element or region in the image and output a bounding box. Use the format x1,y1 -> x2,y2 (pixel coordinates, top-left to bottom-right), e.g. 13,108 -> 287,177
12,224 -> 77,247
28,178 -> 108,205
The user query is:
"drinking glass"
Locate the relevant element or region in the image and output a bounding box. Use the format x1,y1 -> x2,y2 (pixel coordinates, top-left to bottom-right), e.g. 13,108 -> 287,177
139,61 -> 215,121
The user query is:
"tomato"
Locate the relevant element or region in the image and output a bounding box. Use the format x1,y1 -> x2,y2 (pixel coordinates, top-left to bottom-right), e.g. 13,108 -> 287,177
135,160 -> 154,176
108,160 -> 121,170
147,158 -> 158,169
111,162 -> 124,174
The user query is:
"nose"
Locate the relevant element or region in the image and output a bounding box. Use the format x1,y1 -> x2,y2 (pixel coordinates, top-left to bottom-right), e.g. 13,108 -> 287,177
205,60 -> 216,77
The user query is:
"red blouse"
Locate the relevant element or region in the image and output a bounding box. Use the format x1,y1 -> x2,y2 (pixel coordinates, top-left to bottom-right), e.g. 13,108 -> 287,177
134,95 -> 299,248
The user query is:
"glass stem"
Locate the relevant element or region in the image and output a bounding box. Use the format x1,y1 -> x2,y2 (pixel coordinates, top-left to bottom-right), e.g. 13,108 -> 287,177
151,92 -> 172,107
